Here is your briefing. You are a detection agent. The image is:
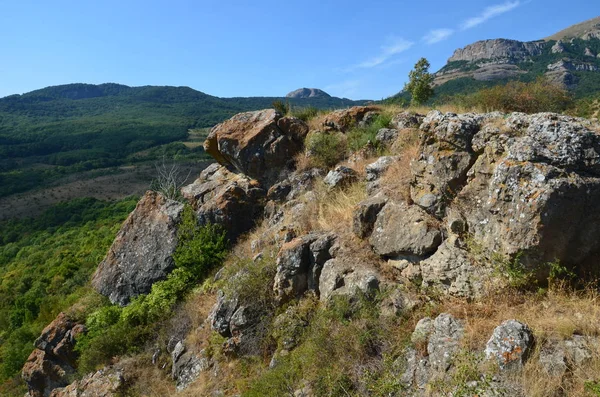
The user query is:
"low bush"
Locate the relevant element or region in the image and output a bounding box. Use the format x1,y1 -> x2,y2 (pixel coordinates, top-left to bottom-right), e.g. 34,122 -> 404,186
291,106 -> 319,122
463,77 -> 573,113
305,131 -> 347,169
347,113 -> 392,152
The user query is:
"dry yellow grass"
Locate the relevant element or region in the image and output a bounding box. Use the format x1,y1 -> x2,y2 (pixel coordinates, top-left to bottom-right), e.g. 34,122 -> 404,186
432,287 -> 600,397
379,129 -> 420,203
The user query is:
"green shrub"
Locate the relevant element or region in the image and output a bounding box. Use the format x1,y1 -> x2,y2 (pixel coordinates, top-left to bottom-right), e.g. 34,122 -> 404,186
465,77 -> 572,113
305,131 -> 347,168
347,113 -> 392,152
245,292 -> 391,396
291,106 -> 319,122
272,100 -> 290,115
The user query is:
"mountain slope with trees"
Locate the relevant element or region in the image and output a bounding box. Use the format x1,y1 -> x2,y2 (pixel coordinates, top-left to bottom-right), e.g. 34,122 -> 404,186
0,84 -> 367,199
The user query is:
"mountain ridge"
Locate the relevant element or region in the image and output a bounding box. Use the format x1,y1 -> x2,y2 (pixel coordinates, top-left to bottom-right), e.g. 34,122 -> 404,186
428,15 -> 600,99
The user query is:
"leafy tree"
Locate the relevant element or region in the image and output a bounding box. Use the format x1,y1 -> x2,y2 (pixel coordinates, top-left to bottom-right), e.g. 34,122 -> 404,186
405,58 -> 434,105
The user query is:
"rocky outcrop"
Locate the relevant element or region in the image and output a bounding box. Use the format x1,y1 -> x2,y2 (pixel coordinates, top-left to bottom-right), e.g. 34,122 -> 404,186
273,233 -> 338,303
91,191 -> 184,305
286,88 -> 331,99
22,313 -> 86,397
453,112 -> 600,274
203,109 -> 309,185
448,39 -> 545,63
410,111 -> 482,216
181,163 -> 265,242
322,106 -> 380,132
49,367 -> 125,397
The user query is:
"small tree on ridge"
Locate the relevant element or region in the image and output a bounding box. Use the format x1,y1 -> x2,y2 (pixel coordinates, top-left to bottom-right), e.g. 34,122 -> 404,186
405,57 -> 434,105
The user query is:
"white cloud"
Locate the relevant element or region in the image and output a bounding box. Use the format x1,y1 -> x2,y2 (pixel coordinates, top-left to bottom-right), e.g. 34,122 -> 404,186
461,1 -> 520,30
354,37 -> 414,69
423,28 -> 455,44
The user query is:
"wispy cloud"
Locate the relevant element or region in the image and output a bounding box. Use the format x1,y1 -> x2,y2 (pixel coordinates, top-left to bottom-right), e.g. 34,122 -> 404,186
423,28 -> 455,44
461,1 -> 520,30
354,37 -> 414,69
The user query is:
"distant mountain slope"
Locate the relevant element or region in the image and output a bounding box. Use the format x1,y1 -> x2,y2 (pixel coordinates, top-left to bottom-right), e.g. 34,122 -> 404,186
545,16 -> 600,41
0,83 -> 368,198
423,16 -> 600,99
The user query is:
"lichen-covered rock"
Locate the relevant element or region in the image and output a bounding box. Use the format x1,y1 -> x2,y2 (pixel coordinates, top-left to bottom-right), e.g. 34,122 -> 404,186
352,193 -> 387,239
400,313 -> 464,390
410,111 -> 481,216
203,109 -> 308,185
182,164 -> 265,243
323,165 -> 358,189
22,313 -> 86,397
485,320 -> 534,370
171,342 -> 211,391
454,113 -> 600,274
375,128 -> 399,146
273,233 -> 337,304
49,367 -> 125,397
391,112 -> 424,130
420,236 -> 488,298
369,201 -> 442,259
92,191 -> 184,305
318,257 -> 380,302
322,106 -> 380,132
427,313 -> 465,372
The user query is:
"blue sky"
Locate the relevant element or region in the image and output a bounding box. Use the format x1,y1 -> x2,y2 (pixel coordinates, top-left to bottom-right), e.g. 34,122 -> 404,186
0,0 -> 596,100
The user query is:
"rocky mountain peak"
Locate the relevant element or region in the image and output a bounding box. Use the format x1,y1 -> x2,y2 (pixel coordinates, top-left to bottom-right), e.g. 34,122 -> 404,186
447,39 -> 545,63
285,88 -> 331,99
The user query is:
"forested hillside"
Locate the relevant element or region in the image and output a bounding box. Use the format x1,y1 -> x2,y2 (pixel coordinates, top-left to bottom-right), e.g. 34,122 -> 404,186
0,83 -> 366,199
0,197 -> 138,393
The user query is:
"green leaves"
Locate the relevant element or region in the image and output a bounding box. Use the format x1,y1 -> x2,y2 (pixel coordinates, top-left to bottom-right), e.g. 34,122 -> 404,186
405,58 -> 434,105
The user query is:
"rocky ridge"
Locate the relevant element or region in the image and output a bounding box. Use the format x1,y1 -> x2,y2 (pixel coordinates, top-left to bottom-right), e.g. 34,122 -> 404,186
24,105 -> 600,396
433,16 -> 600,91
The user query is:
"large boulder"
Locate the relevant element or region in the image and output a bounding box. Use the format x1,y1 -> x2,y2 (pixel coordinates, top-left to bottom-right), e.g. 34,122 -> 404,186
410,111 -> 482,216
22,313 -> 86,397
92,191 -> 184,305
203,109 -> 309,185
369,201 -> 442,259
182,163 -> 266,243
453,113 -> 600,274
